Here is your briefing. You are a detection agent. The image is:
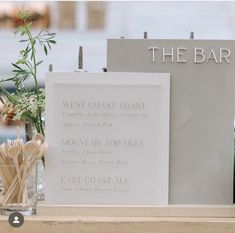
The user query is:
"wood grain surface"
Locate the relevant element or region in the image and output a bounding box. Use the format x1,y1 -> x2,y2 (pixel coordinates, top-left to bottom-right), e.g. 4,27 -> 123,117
1,204 -> 235,233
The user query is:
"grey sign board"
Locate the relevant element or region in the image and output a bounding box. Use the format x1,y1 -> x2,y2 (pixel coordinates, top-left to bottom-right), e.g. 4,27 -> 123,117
107,39 -> 235,204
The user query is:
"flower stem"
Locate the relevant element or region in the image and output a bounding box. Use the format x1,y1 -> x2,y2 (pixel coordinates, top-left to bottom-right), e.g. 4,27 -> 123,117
26,29 -> 45,135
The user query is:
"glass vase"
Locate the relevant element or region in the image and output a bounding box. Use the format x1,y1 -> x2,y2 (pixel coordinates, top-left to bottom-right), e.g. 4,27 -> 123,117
25,122 -> 45,201
0,164 -> 38,216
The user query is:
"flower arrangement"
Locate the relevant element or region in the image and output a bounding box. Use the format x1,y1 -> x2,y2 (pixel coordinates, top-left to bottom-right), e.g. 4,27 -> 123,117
0,11 -> 56,136
0,11 -> 55,215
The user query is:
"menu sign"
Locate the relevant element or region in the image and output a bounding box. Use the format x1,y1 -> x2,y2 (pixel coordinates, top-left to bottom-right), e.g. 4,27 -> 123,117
107,39 -> 235,204
45,72 -> 170,205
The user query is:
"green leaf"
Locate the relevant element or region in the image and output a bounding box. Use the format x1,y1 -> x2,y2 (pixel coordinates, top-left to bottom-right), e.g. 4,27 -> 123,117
4,77 -> 16,82
0,85 -> 16,104
12,69 -> 26,73
12,63 -> 23,70
36,60 -> 43,66
49,40 -> 56,44
0,96 -> 4,104
44,32 -> 56,37
19,39 -> 29,42
43,45 -> 48,55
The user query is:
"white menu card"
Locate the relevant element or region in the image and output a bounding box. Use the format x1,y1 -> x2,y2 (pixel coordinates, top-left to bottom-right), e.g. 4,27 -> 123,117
45,72 -> 170,205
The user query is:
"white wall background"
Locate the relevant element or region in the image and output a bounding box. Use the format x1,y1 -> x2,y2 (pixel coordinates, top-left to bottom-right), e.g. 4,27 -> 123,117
1,1 -> 235,86
105,1 -> 235,39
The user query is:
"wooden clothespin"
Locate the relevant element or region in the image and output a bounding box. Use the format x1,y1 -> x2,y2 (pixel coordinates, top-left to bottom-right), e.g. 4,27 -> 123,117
190,31 -> 194,39
48,64 -> 53,72
75,46 -> 86,72
144,31 -> 148,39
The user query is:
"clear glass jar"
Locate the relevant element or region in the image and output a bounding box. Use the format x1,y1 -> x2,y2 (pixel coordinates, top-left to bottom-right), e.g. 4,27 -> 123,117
36,160 -> 45,201
25,122 -> 45,201
0,163 -> 38,216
